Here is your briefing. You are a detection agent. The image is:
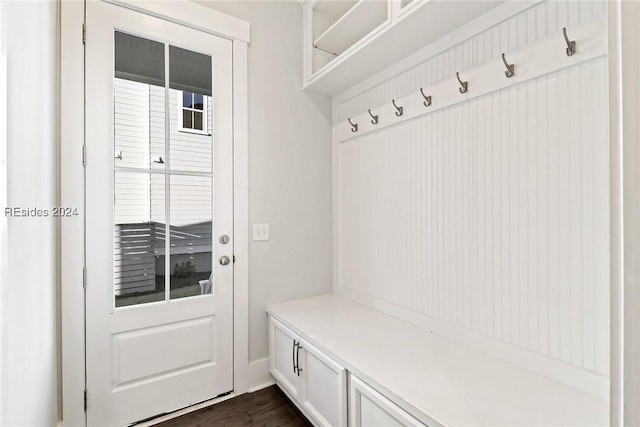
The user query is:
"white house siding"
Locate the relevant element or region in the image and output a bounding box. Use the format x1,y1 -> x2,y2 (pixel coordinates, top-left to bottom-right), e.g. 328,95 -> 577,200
114,79 -> 154,295
114,78 -> 213,294
169,87 -> 213,173
148,85 -> 165,171
114,79 -> 149,169
169,174 -> 212,251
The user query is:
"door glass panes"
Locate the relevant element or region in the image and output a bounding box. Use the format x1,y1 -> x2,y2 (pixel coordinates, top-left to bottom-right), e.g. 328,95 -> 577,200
114,31 -> 166,170
169,175 -> 213,300
113,35 -> 215,307
114,172 -> 165,307
169,45 -> 213,173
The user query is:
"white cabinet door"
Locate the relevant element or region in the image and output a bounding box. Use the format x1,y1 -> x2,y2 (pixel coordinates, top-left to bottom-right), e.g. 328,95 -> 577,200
299,340 -> 347,427
269,318 -> 301,399
350,375 -> 426,427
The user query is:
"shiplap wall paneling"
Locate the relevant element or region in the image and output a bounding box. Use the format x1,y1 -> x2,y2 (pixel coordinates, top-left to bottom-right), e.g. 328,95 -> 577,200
337,57 -> 609,381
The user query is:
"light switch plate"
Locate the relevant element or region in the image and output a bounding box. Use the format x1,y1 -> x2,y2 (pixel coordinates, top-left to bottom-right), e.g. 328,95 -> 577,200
253,223 -> 269,241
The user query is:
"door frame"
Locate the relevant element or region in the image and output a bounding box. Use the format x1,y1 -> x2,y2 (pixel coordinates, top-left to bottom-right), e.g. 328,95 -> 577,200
60,1 -> 250,425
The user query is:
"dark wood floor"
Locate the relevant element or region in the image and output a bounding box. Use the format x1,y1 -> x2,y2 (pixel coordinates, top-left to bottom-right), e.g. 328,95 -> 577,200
155,386 -> 313,427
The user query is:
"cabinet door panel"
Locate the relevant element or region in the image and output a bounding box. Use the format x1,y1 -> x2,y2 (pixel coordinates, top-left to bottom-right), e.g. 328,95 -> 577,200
350,375 -> 426,427
269,318 -> 300,399
300,340 -> 347,427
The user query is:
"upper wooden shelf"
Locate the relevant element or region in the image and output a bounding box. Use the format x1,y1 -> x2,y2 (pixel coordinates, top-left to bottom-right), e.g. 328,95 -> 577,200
304,0 -> 507,96
314,0 -> 388,55
313,0 -> 358,23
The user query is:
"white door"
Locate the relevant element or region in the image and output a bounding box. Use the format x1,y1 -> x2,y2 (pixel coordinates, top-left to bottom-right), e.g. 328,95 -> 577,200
85,2 -> 234,425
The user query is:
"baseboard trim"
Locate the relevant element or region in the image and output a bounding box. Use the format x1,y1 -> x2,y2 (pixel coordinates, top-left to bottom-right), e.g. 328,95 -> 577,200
248,381 -> 275,393
247,357 -> 274,392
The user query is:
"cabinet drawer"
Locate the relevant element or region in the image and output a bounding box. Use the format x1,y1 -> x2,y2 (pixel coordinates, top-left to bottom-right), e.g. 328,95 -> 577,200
349,375 -> 426,427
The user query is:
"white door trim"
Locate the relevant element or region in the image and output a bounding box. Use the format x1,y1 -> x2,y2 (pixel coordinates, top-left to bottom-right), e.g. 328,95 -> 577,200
103,0 -> 250,43
60,1 -> 250,425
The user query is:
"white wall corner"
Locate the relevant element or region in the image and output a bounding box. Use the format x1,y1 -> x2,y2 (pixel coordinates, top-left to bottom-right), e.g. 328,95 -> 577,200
247,358 -> 274,393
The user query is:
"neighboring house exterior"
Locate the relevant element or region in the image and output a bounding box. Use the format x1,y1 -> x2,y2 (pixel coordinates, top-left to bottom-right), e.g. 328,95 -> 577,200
114,77 -> 213,295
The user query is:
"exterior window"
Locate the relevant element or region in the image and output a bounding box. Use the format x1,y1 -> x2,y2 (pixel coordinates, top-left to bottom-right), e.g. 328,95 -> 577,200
180,91 -> 207,133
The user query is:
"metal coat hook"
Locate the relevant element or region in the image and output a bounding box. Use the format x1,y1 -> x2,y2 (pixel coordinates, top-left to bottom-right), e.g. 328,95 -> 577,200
420,88 -> 432,107
563,27 -> 576,56
456,72 -> 468,94
392,99 -> 403,117
502,53 -> 514,78
348,118 -> 358,133
368,109 -> 379,125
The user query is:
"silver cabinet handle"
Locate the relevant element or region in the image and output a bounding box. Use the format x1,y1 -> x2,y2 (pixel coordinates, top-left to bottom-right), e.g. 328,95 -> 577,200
292,340 -> 298,374
219,235 -> 230,244
219,256 -> 230,266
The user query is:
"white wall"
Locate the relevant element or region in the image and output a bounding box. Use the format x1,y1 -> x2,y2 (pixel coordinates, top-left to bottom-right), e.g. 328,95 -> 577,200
334,0 -> 609,396
195,0 -> 333,363
0,1 -> 6,422
0,1 -> 60,425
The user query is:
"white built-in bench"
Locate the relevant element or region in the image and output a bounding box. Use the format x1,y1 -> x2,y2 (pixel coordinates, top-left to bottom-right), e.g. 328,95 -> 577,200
267,294 -> 607,427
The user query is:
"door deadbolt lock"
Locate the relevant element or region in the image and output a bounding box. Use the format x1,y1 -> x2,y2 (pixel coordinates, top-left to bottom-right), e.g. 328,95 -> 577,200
219,235 -> 230,244
219,255 -> 230,266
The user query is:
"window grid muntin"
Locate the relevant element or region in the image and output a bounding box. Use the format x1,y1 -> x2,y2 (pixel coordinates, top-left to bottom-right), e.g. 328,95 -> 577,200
180,91 -> 207,133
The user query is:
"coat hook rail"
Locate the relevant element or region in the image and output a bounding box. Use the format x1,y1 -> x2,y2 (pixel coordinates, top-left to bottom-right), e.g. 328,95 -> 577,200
348,118 -> 358,132
563,27 -> 576,56
502,53 -> 514,78
456,72 -> 468,94
392,99 -> 403,117
368,109 -> 379,125
420,88 -> 432,107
